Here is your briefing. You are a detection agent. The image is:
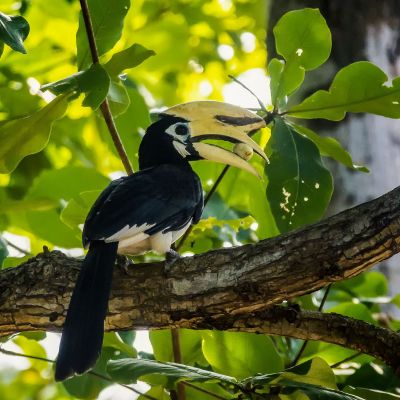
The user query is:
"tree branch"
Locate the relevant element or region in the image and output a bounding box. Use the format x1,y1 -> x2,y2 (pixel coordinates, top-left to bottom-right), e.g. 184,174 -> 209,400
79,0 -> 134,175
1,186 -> 400,368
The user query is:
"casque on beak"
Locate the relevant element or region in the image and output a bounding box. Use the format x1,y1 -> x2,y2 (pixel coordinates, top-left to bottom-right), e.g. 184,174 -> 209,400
161,101 -> 268,177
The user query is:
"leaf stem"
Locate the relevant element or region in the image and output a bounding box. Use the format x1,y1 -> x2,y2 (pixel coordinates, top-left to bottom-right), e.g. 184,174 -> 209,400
290,284 -> 332,366
0,345 -> 157,400
78,0 -> 134,175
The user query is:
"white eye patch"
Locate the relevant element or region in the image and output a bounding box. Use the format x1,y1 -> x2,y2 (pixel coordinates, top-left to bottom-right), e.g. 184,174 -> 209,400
165,122 -> 190,140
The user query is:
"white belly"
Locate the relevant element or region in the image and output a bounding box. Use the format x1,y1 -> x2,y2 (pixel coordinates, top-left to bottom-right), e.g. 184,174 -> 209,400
117,219 -> 192,255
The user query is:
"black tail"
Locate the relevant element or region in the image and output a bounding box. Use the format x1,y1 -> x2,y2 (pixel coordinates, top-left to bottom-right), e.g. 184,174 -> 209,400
55,241 -> 118,381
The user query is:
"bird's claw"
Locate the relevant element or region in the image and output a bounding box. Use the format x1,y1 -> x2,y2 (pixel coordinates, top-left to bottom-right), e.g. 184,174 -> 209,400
116,254 -> 133,274
164,249 -> 181,276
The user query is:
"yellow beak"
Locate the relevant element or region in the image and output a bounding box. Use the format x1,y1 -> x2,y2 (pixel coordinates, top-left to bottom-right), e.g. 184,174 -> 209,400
162,101 -> 267,177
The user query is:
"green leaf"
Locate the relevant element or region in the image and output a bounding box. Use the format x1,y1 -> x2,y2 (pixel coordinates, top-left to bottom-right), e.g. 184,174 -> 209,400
291,123 -> 368,172
0,238 -> 9,268
345,386 -> 400,399
288,61 -> 400,120
103,332 -> 137,357
26,167 -> 109,248
336,271 -> 388,298
107,358 -> 237,386
60,190 -> 101,234
0,95 -> 68,173
76,0 -> 131,69
107,79 -> 130,116
274,9 -> 331,70
104,43 -> 155,77
42,64 -> 111,110
202,331 -> 284,380
0,12 -> 30,54
266,118 -> 333,232
280,380 -> 364,400
271,8 -> 331,104
243,358 -> 336,389
149,329 -> 207,366
327,302 -> 375,324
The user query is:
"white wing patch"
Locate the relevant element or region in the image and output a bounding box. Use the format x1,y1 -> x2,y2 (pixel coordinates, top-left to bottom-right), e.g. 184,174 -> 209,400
103,222 -> 156,242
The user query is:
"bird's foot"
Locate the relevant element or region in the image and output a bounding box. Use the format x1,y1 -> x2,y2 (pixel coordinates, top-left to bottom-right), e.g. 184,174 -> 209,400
116,254 -> 133,274
164,249 -> 181,276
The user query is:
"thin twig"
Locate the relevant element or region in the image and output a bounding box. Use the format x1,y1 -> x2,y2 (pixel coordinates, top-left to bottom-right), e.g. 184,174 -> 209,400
182,382 -> 229,400
290,284 -> 333,366
176,165 -> 230,250
79,0 -> 134,175
330,352 -> 363,368
3,238 -> 31,256
0,346 -> 157,400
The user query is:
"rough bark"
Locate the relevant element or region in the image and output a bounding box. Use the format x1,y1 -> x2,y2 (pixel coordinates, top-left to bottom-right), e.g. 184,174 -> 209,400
1,186 -> 400,368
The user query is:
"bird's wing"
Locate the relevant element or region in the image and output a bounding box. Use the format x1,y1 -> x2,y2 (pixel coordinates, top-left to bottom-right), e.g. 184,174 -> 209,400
83,165 -> 203,244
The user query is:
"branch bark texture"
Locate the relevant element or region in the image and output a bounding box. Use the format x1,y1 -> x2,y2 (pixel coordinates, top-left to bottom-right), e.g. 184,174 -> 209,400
1,186 -> 400,368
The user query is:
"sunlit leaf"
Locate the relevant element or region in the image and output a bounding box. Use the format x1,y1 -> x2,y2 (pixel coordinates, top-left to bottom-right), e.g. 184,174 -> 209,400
288,61 -> 400,120
26,167 -> 109,247
149,329 -> 207,367
271,8 -> 331,104
0,12 -> 30,54
0,95 -> 68,173
266,118 -> 333,232
104,43 -> 155,77
42,64 -> 111,110
76,0 -> 131,69
202,331 -> 283,380
60,190 -> 101,234
242,358 -> 336,389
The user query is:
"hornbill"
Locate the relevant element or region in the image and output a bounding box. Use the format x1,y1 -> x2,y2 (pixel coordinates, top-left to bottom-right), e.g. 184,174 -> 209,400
55,101 -> 267,381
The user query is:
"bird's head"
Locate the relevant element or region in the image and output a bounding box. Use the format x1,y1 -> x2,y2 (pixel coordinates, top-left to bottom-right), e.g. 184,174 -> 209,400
139,101 -> 267,177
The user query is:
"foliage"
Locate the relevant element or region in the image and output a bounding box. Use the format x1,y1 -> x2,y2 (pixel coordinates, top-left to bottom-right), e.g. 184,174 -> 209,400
0,1 -> 399,400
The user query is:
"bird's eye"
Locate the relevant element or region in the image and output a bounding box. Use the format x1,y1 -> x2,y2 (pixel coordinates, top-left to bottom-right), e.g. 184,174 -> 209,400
166,122 -> 190,138
174,123 -> 189,136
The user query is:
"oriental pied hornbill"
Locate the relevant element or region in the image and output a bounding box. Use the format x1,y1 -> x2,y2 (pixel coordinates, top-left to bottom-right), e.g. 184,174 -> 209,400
55,101 -> 267,381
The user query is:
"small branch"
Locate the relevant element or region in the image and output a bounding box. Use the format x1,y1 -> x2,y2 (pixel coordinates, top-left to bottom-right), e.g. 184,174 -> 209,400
0,346 -> 157,400
100,100 -> 134,175
3,238 -> 31,256
79,0 -> 134,175
171,329 -> 186,400
290,284 -> 333,366
330,351 -> 363,368
177,165 -> 230,250
182,382 -> 229,400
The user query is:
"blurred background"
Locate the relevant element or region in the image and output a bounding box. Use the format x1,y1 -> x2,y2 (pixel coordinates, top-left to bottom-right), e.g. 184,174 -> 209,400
1,0 -> 400,398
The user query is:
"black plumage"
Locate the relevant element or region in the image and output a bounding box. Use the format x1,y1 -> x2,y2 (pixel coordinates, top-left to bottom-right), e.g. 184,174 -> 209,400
55,116 -> 204,381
